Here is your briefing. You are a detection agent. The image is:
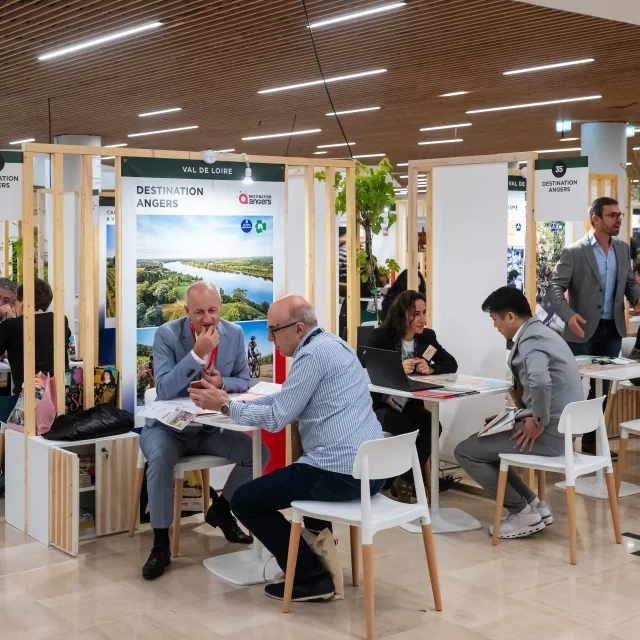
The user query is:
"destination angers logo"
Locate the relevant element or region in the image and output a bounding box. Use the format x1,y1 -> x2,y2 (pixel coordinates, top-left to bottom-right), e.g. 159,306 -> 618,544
238,191 -> 272,206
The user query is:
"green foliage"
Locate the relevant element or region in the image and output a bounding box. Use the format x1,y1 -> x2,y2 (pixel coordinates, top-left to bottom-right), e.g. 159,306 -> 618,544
142,305 -> 164,327
136,302 -> 147,325
181,258 -> 273,281
137,344 -> 153,357
257,352 -> 273,365
536,222 -> 565,294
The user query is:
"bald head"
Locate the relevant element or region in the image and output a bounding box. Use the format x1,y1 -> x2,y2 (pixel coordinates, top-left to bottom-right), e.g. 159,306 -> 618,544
186,281 -> 220,306
184,281 -> 221,334
267,295 -> 318,357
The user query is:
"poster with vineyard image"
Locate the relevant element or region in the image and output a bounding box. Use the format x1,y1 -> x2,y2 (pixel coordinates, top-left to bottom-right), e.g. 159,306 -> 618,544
535,221 -> 565,334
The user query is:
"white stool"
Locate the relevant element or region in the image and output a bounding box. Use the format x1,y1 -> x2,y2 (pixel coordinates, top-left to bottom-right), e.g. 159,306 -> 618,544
493,397 -> 622,565
616,419 -> 640,496
282,432 -> 442,640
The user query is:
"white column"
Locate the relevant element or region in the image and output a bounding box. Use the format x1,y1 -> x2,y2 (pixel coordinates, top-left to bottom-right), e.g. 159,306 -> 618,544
580,122 -> 628,240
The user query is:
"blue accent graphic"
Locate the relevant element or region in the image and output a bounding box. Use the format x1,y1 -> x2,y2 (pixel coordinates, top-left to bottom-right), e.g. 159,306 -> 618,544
515,222 -> 522,232
241,218 -> 253,233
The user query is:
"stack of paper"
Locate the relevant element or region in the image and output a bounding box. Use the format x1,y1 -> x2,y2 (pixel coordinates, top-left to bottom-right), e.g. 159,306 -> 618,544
139,397 -> 216,431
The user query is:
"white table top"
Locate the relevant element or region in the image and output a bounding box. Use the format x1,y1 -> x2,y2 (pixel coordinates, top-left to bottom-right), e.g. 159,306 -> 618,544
575,357 -> 640,382
197,413 -> 260,432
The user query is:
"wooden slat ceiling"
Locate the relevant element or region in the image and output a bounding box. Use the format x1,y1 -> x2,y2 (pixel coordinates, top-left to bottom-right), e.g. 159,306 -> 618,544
1,0 -> 639,182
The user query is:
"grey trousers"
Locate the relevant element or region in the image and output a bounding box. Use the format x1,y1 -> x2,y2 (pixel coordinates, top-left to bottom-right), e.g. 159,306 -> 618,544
454,429 -> 564,514
141,425 -> 271,529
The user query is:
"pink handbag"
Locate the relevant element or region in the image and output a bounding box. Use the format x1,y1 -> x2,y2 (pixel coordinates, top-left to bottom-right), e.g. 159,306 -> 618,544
6,373 -> 57,435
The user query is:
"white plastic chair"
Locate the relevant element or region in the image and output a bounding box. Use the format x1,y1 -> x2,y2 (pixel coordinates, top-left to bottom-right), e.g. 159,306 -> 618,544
493,397 -> 622,565
282,432 -> 442,640
616,419 -> 640,496
128,388 -> 232,558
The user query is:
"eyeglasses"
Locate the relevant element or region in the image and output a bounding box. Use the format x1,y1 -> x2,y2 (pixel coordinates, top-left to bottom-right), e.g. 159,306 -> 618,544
603,212 -> 625,220
267,321 -> 300,338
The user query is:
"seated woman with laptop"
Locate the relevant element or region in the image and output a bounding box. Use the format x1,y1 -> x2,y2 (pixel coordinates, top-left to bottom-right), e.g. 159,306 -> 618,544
367,290 -> 457,502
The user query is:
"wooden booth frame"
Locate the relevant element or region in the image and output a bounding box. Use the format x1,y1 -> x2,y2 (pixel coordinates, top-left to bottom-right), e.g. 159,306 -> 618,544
19,143 -> 358,535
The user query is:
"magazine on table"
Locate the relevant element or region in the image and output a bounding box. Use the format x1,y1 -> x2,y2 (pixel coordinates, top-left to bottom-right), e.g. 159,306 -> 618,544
139,397 -> 216,430
478,408 -> 533,437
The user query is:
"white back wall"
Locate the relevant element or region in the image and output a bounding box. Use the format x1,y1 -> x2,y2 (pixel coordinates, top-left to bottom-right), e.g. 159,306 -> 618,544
432,163 -> 510,460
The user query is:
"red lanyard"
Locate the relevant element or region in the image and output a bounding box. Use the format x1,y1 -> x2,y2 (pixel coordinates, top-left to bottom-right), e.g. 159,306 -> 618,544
190,322 -> 217,369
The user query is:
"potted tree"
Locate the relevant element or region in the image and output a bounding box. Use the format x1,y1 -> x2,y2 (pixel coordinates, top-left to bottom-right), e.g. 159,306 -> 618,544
316,158 -> 400,313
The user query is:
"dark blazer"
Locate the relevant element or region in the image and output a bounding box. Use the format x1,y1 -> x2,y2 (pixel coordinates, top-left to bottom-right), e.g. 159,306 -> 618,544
367,324 -> 458,409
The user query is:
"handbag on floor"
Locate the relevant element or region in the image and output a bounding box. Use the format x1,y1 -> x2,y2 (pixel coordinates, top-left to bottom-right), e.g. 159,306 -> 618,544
301,527 -> 345,600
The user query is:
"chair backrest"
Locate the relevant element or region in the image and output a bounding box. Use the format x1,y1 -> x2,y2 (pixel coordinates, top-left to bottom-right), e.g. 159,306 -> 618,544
357,325 -> 376,346
145,388 -> 157,405
352,431 -> 418,480
621,337 -> 636,359
558,397 -> 605,436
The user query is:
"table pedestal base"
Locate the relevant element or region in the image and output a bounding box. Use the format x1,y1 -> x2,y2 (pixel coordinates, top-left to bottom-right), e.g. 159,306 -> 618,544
555,476 -> 640,499
401,508 -> 482,534
203,547 -> 281,586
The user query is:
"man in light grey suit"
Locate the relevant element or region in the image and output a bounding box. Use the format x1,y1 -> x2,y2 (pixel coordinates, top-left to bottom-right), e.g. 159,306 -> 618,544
140,281 -> 270,580
548,197 -> 640,452
455,287 -> 583,539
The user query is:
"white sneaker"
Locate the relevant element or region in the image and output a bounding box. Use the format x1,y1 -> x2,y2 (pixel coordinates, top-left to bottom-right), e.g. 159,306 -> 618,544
488,504 -> 545,539
529,497 -> 554,527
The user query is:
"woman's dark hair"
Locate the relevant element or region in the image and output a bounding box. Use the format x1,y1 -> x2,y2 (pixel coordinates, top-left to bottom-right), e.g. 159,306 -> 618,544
382,290 -> 426,342
380,270 -> 426,321
634,261 -> 640,275
17,278 -> 53,312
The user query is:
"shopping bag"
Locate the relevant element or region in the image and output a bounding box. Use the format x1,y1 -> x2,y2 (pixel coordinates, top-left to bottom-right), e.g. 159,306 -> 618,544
301,527 -> 345,600
35,373 -> 56,435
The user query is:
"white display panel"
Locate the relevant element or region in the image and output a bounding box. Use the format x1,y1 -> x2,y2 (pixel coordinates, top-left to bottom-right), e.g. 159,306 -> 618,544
431,163 -> 510,460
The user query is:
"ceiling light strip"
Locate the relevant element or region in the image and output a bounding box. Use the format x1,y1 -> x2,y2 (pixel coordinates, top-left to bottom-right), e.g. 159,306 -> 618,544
535,147 -> 581,153
440,91 -> 468,97
139,107 -> 182,117
307,2 -> 406,29
9,138 -> 35,145
317,142 -> 355,148
504,58 -> 594,76
419,123 -> 471,132
128,125 -> 199,138
326,107 -> 380,116
242,129 -> 321,141
258,69 -> 387,94
418,138 -> 463,145
353,153 -> 385,158
105,143 -> 128,148
467,95 -> 601,114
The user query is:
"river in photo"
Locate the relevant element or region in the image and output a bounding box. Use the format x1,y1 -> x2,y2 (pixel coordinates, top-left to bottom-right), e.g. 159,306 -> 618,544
163,261 -> 273,304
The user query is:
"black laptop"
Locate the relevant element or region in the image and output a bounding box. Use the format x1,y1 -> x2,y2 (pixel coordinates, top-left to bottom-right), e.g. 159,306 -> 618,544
363,346 -> 443,393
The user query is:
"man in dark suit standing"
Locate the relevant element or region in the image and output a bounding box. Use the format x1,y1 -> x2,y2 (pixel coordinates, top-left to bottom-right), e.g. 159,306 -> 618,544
548,197 -> 640,453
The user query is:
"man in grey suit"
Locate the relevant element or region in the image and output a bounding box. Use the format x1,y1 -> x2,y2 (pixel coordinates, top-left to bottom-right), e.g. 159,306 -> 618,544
455,287 -> 583,539
548,197 -> 640,452
140,281 -> 270,580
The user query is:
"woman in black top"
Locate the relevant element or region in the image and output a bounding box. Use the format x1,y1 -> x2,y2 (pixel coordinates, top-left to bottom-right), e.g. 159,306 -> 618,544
0,278 -> 70,397
368,290 -> 457,501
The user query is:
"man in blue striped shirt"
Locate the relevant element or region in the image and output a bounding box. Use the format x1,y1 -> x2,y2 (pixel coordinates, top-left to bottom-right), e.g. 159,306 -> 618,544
189,295 -> 384,602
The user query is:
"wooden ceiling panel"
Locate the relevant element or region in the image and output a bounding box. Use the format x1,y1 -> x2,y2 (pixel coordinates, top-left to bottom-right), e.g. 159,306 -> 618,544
1,0 -> 639,172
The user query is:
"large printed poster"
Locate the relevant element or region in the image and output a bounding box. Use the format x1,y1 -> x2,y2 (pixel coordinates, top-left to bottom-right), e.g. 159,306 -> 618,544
120,158 -> 285,410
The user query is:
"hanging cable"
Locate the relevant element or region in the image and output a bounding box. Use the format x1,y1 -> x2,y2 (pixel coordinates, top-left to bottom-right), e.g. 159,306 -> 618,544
300,0 -> 353,158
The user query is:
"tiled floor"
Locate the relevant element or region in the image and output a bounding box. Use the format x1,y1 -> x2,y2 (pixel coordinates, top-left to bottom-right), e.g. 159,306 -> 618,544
2,446 -> 640,639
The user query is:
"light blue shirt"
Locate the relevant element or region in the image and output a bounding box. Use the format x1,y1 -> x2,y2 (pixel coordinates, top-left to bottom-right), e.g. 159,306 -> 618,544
230,328 -> 383,475
589,230 -> 617,320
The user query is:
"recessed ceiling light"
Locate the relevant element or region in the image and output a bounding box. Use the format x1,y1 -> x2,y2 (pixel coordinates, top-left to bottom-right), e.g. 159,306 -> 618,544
38,21 -> 162,61
307,2 -> 406,29
440,91 -> 468,97
317,142 -> 355,148
102,156 -> 115,161
139,107 -> 182,117
104,143 -> 128,148
258,69 -> 387,94
9,138 -> 35,145
418,138 -> 463,145
559,137 -> 580,142
397,162 -> 408,166
353,153 -> 385,158
467,95 -> 601,114
633,147 -> 640,151
420,123 -> 471,132
128,125 -> 199,138
326,106 -> 380,116
627,162 -> 632,166
504,58 -> 594,76
535,147 -> 581,153
242,129 -> 321,141
314,151 -> 328,155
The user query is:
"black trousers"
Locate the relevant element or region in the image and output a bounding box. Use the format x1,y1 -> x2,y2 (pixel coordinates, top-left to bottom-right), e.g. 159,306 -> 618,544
375,399 -> 440,482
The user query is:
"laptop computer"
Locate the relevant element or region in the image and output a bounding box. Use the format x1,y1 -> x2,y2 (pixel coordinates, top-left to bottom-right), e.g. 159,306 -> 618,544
363,346 -> 443,393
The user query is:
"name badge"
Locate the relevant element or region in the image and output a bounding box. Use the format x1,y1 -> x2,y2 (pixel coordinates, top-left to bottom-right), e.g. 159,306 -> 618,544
423,345 -> 437,361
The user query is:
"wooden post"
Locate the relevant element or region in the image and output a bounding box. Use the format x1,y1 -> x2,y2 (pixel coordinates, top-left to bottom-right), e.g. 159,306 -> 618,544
81,155 -> 96,409
115,158 -> 123,408
17,220 -> 23,240
3,220 -> 8,278
304,166 -> 315,304
37,191 -> 45,279
22,151 -> 35,532
345,164 -> 358,348
52,154 -> 66,415
424,171 -> 433,326
325,167 -> 337,333
407,166 -> 419,292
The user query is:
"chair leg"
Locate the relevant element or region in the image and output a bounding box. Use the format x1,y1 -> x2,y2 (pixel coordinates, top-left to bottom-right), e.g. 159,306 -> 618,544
282,521 -> 302,614
615,436 -> 629,497
537,470 -> 546,501
201,468 -> 210,515
128,465 -> 145,536
605,471 -> 622,544
362,544 -> 375,640
350,526 -> 360,586
492,469 -> 508,546
566,485 -> 577,565
421,523 -> 442,611
171,477 -> 183,559
425,459 -> 432,504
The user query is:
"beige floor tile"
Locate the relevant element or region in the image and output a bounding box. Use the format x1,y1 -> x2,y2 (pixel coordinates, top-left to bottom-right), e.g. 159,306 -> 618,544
0,541 -> 72,576
0,575 -> 38,609
556,628 -> 621,640
596,613 -> 640,640
40,582 -> 169,629
0,600 -> 78,640
384,619 -> 492,640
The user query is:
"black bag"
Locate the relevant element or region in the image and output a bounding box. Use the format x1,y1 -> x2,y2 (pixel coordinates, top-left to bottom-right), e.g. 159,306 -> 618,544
43,403 -> 134,441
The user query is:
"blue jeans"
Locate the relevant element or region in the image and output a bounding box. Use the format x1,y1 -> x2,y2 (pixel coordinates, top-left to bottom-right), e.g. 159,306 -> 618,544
568,319 -> 621,445
231,463 -> 384,581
